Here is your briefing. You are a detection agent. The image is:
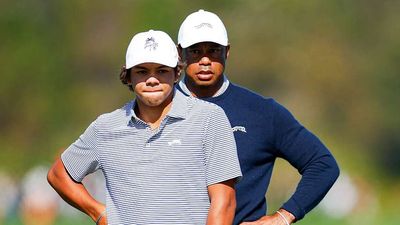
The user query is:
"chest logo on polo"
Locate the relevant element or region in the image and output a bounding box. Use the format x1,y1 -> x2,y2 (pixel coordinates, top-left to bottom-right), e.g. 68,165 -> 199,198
168,139 -> 182,146
232,126 -> 247,133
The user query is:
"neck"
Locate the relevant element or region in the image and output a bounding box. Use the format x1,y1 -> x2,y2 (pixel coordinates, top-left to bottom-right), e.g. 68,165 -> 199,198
135,95 -> 173,130
185,77 -> 224,98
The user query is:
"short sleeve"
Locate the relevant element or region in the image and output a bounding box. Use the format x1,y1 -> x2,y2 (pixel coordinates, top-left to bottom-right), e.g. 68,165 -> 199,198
61,119 -> 101,182
204,106 -> 242,186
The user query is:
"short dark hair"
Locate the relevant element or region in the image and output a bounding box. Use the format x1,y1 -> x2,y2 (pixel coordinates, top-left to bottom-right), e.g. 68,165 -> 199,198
119,66 -> 133,91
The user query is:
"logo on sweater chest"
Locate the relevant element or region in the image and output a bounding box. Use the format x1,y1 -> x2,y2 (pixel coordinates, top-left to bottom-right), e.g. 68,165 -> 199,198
232,126 -> 247,133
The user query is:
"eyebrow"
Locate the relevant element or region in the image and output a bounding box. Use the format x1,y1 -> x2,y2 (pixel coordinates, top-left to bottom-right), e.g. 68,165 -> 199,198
187,44 -> 223,50
133,65 -> 171,70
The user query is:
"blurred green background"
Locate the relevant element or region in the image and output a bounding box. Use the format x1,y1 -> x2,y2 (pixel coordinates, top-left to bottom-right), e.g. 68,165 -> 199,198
1,0 -> 399,224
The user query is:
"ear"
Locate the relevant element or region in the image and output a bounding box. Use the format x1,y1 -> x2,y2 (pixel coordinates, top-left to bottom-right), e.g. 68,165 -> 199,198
121,66 -> 132,85
125,68 -> 132,85
177,45 -> 183,58
225,44 -> 230,59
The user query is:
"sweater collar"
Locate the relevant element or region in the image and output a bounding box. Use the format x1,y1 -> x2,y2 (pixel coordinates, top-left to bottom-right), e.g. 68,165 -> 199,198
178,74 -> 230,97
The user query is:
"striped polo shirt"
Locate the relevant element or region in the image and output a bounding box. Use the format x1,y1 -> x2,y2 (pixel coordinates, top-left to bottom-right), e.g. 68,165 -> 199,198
61,90 -> 242,225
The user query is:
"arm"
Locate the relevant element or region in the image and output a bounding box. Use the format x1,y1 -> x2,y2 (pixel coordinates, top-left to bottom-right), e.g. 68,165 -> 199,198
206,179 -> 237,225
203,106 -> 242,224
47,157 -> 107,224
273,100 -> 340,220
241,100 -> 339,224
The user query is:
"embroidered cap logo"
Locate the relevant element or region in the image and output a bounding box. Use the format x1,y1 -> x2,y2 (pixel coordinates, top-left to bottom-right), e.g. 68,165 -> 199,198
194,23 -> 213,29
144,37 -> 158,51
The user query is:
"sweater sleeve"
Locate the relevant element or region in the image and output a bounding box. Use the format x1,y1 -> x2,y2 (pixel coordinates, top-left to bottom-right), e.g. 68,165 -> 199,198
272,100 -> 340,220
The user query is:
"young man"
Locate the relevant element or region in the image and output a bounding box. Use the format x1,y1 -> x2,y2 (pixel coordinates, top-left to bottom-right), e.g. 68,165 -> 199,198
47,30 -> 242,225
177,10 -> 340,225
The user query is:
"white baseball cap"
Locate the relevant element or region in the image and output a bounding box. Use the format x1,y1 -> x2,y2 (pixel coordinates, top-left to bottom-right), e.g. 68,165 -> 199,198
125,30 -> 178,69
178,9 -> 228,48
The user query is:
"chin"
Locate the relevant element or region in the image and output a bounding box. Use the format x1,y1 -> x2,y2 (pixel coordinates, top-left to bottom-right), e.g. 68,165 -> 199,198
195,80 -> 216,87
144,98 -> 166,107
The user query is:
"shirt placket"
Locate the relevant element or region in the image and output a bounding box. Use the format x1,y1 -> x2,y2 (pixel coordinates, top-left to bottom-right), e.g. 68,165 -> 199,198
144,127 -> 153,148
131,116 -> 154,149
144,116 -> 170,149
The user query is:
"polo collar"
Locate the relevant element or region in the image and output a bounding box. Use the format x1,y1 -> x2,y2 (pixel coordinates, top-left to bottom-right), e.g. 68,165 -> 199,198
124,100 -> 136,126
167,89 -> 188,119
125,88 -> 188,126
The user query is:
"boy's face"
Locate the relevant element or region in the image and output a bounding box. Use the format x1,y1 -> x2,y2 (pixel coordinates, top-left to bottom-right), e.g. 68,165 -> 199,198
129,63 -> 178,107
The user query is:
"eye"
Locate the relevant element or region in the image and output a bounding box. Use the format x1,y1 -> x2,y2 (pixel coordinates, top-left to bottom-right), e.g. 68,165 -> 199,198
158,69 -> 169,74
135,70 -> 147,75
188,49 -> 201,55
209,48 -> 221,54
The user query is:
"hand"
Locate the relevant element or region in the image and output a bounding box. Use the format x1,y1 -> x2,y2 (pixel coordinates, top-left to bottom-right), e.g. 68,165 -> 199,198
239,209 -> 295,225
239,215 -> 283,225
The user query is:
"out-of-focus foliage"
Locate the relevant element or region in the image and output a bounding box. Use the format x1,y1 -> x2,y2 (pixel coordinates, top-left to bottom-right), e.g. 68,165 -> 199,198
0,0 -> 399,224
225,0 -> 400,179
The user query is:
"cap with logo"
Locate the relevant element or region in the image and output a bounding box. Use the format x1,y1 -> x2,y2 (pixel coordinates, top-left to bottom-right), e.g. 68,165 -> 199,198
178,9 -> 228,48
125,30 -> 178,69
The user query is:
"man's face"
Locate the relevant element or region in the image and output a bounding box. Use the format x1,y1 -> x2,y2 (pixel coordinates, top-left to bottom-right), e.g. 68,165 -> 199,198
180,42 -> 229,91
129,63 -> 178,107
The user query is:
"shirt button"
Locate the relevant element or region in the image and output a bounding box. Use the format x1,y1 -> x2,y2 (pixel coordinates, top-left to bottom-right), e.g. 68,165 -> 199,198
145,143 -> 151,147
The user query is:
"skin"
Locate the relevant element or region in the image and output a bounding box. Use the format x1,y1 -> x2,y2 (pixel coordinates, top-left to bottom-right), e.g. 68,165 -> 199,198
179,42 -> 230,98
48,62 -> 237,224
239,209 -> 296,225
179,42 -> 296,225
127,63 -> 178,129
47,158 -> 107,225
207,180 -> 237,225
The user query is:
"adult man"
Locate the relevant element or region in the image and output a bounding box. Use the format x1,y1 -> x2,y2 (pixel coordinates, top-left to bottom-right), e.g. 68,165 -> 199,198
47,30 -> 242,225
177,10 -> 340,225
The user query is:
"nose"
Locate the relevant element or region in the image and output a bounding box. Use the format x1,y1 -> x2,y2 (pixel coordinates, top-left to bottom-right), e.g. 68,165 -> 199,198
199,56 -> 211,66
146,76 -> 160,86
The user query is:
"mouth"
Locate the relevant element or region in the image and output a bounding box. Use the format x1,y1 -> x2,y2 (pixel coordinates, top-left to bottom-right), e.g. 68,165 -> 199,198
196,70 -> 214,81
143,89 -> 163,93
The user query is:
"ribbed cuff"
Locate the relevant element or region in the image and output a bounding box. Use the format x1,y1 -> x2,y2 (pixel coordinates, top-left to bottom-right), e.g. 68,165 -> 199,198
281,199 -> 305,221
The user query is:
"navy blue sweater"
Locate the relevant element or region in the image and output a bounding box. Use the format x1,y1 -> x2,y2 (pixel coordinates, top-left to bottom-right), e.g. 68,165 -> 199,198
178,82 -> 339,224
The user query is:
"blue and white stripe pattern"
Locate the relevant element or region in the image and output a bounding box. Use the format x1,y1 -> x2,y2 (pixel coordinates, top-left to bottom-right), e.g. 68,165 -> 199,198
61,90 -> 242,225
